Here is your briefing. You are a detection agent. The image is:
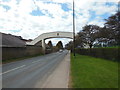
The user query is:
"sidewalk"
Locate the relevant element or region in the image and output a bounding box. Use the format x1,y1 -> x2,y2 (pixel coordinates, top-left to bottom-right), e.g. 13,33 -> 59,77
41,51 -> 70,88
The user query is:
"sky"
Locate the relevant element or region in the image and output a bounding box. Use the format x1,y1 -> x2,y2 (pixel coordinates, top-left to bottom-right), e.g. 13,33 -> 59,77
0,0 -> 119,46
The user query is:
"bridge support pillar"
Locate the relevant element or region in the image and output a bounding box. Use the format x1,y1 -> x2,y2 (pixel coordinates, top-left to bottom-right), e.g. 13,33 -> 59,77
42,39 -> 46,54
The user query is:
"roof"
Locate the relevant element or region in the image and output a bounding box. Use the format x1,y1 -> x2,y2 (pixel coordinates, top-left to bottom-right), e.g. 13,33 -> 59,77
1,32 -> 26,47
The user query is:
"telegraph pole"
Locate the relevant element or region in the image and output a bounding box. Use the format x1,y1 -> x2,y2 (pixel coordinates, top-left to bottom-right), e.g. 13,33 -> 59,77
73,0 -> 76,56
118,1 -> 120,12
118,1 -> 120,46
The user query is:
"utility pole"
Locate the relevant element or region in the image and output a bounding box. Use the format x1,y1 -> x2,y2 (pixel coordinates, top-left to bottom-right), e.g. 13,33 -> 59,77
118,1 -> 120,46
73,0 -> 76,56
118,1 -> 120,12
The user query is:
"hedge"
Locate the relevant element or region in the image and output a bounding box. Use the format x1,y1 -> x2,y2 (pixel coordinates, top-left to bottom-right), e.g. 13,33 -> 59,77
75,48 -> 120,62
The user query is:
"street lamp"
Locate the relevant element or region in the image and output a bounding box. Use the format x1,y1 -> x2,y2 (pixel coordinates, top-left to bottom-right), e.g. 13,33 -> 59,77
73,0 -> 75,56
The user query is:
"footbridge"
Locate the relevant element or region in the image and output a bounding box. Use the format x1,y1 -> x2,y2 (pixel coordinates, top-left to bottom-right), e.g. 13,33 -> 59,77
27,31 -> 73,53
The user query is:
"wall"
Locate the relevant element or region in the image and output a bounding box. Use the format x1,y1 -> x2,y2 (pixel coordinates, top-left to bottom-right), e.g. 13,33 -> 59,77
2,46 -> 43,61
75,48 -> 120,62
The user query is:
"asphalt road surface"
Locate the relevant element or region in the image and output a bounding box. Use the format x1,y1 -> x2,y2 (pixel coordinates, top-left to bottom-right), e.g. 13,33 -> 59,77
2,50 -> 68,88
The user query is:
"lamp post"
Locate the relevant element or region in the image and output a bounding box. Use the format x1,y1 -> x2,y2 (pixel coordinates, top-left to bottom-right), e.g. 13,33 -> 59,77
73,0 -> 75,56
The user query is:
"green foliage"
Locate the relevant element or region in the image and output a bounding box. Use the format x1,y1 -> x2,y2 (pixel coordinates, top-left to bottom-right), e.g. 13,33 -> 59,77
104,12 -> 120,45
66,12 -> 120,49
47,40 -> 53,48
56,41 -> 63,49
71,54 -> 118,88
65,41 -> 73,50
78,25 -> 101,48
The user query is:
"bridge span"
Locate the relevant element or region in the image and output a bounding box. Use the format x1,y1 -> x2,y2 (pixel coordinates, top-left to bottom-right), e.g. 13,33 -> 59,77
27,31 -> 73,53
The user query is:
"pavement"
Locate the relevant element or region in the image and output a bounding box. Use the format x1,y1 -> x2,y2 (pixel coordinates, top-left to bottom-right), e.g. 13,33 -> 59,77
2,50 -> 70,88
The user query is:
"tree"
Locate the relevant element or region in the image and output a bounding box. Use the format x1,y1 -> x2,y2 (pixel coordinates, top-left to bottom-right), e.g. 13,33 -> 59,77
65,41 -> 73,50
81,25 -> 101,48
96,27 -> 116,47
75,32 -> 85,48
104,12 -> 120,46
65,25 -> 101,49
47,40 -> 53,49
56,41 -> 63,49
65,11 -> 120,48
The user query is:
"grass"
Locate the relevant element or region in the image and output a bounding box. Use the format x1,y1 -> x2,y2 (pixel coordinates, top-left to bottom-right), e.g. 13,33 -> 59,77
2,54 -> 43,64
71,53 -> 118,88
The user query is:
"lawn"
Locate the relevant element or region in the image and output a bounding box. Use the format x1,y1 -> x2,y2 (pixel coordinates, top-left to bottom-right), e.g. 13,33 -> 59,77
70,53 -> 118,88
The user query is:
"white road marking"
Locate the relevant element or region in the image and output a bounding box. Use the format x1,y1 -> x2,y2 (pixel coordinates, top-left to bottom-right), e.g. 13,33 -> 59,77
32,60 -> 40,63
0,65 -> 26,75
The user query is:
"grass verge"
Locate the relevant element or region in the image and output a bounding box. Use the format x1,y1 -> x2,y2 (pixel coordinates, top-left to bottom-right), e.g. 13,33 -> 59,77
2,54 -> 43,64
71,53 -> 118,88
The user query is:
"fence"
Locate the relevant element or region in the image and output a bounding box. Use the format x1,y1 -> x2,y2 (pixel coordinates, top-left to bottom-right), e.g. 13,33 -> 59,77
2,46 -> 43,61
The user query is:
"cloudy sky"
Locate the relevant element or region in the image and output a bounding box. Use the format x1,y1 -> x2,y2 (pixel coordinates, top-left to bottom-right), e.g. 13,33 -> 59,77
0,0 -> 119,46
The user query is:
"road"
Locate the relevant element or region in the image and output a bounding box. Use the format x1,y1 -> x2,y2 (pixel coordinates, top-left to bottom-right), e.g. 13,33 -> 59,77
2,50 -> 68,88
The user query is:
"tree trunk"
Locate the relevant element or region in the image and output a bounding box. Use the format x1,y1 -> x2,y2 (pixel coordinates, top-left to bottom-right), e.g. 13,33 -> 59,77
89,44 -> 93,48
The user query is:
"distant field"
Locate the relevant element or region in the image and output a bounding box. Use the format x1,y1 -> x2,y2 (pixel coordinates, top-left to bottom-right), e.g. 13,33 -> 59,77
70,54 -> 118,88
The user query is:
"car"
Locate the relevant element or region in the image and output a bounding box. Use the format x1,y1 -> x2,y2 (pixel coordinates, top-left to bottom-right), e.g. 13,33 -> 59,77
59,49 -> 63,52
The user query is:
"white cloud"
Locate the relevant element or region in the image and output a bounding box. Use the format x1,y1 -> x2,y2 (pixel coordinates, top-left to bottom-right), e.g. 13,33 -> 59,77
0,0 -> 118,45
91,3 -> 117,15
